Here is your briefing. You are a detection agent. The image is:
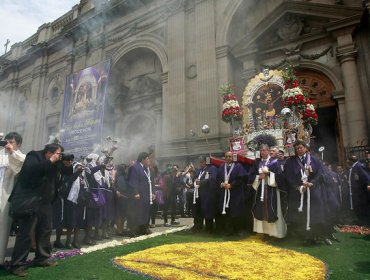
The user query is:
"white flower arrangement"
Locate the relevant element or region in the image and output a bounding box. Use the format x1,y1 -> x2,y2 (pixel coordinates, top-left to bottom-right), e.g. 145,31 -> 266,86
80,226 -> 191,254
222,100 -> 240,110
282,87 -> 304,99
306,104 -> 315,111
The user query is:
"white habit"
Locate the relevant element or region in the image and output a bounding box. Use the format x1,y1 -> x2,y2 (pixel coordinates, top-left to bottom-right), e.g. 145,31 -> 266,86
252,171 -> 287,238
0,148 -> 25,264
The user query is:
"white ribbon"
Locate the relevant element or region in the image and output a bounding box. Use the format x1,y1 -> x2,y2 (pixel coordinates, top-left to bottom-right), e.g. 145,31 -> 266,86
298,169 -> 311,230
221,164 -> 235,215
193,170 -> 205,204
258,157 -> 270,202
260,175 -> 265,202
348,162 -> 358,211
222,189 -> 230,215
143,168 -> 153,205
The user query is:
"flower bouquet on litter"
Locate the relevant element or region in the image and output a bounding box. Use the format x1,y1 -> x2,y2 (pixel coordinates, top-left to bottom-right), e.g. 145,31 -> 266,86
281,66 -> 318,126
301,100 -> 318,126
220,84 -> 243,124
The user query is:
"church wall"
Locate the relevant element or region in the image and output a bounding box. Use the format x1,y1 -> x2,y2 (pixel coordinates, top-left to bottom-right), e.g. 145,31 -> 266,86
1,0 -> 369,163
355,15 -> 370,137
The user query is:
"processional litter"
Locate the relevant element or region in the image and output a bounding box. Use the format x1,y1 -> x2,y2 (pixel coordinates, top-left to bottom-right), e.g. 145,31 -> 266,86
213,66 -> 318,164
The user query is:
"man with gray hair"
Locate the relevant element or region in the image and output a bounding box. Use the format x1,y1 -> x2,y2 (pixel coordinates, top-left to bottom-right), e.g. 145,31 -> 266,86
0,132 -> 25,266
250,144 -> 287,239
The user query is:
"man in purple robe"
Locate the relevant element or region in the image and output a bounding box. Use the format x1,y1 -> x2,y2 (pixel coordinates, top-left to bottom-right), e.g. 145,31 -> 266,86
217,151 -> 248,235
127,152 -> 154,236
192,156 -> 218,233
284,140 -> 328,244
347,155 -> 370,225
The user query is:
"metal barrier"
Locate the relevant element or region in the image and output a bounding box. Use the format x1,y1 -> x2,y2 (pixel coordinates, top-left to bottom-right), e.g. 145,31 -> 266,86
345,145 -> 370,161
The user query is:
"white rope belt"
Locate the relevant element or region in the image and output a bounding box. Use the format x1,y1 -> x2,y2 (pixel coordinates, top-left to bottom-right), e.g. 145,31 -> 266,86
348,180 -> 354,210
61,198 -> 64,222
149,182 -> 153,205
260,179 -> 265,202
222,189 -> 230,215
298,186 -> 311,231
193,186 -> 199,204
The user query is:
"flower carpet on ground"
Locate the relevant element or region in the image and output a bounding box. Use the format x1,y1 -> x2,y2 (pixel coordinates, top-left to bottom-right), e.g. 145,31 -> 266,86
114,236 -> 327,280
337,225 -> 370,235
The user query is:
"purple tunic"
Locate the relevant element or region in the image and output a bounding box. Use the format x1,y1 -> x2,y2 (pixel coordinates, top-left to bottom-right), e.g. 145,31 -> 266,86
193,165 -> 218,219
284,154 -> 327,229
349,161 -> 370,216
217,163 -> 248,218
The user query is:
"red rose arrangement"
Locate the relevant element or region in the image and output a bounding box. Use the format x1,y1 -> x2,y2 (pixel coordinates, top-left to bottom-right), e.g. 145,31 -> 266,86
281,66 -> 318,126
220,84 -> 243,123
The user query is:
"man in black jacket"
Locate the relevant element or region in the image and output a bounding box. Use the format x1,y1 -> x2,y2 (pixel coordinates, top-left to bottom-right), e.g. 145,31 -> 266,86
9,143 -> 63,277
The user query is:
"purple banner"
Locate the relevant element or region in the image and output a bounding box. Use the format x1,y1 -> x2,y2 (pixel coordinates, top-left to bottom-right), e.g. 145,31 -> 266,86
60,60 -> 111,158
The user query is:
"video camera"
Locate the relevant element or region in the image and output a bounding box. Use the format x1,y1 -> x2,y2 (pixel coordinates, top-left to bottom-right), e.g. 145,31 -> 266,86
61,153 -> 74,161
0,140 -> 8,147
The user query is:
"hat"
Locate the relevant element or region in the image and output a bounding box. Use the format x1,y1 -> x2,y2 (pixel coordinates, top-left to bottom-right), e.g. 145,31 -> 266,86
73,162 -> 83,172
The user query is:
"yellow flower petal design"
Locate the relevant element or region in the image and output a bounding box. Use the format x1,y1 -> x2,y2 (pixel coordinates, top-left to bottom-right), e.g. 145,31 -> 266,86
114,238 -> 326,280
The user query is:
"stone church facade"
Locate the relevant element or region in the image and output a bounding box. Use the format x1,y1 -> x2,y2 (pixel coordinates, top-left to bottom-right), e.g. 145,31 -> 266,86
0,0 -> 369,165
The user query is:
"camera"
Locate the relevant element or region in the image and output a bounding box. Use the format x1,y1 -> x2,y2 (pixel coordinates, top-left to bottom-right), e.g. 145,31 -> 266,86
0,140 -> 8,147
61,153 -> 74,161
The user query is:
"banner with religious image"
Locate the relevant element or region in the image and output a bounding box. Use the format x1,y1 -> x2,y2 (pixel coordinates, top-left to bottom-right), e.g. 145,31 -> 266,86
60,60 -> 111,158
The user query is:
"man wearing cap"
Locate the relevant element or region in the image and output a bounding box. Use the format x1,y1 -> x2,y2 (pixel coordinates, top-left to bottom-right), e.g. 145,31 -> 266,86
0,132 -> 25,266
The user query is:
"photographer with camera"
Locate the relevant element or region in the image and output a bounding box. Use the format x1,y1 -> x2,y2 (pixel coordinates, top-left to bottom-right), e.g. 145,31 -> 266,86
52,153 -> 74,249
9,143 -> 64,277
0,132 -> 25,266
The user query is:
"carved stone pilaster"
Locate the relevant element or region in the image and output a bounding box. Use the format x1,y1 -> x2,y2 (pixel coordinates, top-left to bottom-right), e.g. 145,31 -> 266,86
160,72 -> 168,84
242,68 -> 258,83
215,46 -> 230,59
336,43 -> 357,64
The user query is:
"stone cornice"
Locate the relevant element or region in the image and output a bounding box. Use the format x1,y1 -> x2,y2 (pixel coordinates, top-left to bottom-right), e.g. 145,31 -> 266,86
325,14 -> 362,32
332,90 -> 345,100
231,1 -> 362,58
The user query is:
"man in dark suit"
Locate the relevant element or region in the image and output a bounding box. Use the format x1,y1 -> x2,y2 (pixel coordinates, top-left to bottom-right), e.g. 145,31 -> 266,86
127,152 -> 154,236
9,143 -> 63,277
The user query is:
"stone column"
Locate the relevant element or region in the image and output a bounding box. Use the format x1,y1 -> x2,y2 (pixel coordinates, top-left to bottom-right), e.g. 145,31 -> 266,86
159,72 -> 168,153
6,78 -> 19,132
194,0 -> 218,136
332,91 -> 348,147
163,2 -> 186,141
335,29 -> 368,146
154,106 -> 162,157
31,57 -> 49,148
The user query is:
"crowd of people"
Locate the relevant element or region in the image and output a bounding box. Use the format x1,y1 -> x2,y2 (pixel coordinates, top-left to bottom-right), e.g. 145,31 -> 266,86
0,131 -> 369,277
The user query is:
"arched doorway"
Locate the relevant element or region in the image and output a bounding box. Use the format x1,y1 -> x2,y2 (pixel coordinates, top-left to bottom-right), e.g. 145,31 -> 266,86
104,47 -> 163,163
296,69 -> 342,165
